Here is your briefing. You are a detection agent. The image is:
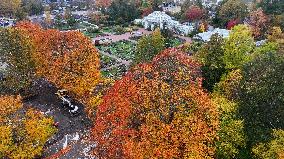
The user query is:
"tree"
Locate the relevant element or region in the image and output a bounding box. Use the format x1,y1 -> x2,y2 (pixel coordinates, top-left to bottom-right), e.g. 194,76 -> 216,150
95,0 -> 112,9
0,0 -> 21,16
15,22 -> 101,99
135,29 -> 165,64
92,48 -> 219,158
185,5 -> 205,22
219,0 -> 248,24
213,96 -> 246,159
22,0 -> 44,16
257,0 -> 284,15
223,25 -> 255,69
181,0 -> 203,12
214,69 -> 242,102
239,52 -> 284,155
252,129 -> 284,159
267,27 -> 284,54
196,34 -> 227,91
0,95 -> 57,158
0,28 -> 36,94
248,8 -> 269,39
107,0 -> 140,24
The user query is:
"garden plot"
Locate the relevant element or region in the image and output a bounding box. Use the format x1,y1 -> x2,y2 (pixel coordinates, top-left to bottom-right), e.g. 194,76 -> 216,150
97,40 -> 136,61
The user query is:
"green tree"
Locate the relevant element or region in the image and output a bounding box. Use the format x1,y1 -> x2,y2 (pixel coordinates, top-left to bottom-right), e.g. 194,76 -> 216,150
213,96 -> 246,159
218,0 -> 248,24
135,29 -> 165,64
239,52 -> 284,155
107,0 -> 140,24
223,25 -> 255,69
196,34 -> 227,91
22,0 -> 44,16
257,0 -> 284,15
0,28 -> 36,94
252,129 -> 284,159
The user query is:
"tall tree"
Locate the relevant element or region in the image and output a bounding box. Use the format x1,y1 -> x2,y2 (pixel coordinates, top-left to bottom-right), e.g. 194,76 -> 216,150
0,0 -> 21,16
257,0 -> 284,15
248,8 -> 269,39
92,48 -> 219,158
223,25 -> 255,69
196,34 -> 227,91
239,52 -> 284,154
185,5 -> 205,22
135,29 -> 165,64
0,28 -> 36,94
218,0 -> 248,24
16,22 -> 101,99
107,0 -> 140,24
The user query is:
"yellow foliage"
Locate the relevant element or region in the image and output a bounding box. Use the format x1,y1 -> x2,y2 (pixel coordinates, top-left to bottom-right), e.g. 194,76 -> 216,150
0,96 -> 57,159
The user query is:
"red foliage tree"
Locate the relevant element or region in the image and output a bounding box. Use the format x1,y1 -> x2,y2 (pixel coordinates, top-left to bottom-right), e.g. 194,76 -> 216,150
185,5 -> 205,22
142,7 -> 153,17
91,49 -> 219,158
95,0 -> 112,9
248,8 -> 269,38
227,19 -> 240,30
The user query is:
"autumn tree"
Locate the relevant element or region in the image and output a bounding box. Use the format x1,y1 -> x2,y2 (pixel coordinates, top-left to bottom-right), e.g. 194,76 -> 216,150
15,22 -> 101,99
248,8 -> 269,39
223,25 -> 255,69
135,29 -> 165,64
95,0 -> 112,9
185,5 -> 205,22
267,27 -> 284,54
0,27 -> 36,94
0,0 -> 21,16
181,0 -> 203,12
0,95 -> 57,158
218,0 -> 248,25
92,48 -> 219,158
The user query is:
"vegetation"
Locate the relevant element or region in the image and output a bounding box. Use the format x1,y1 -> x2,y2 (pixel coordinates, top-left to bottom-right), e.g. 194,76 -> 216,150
0,0 -> 283,158
135,29 -> 165,64
0,95 -> 56,158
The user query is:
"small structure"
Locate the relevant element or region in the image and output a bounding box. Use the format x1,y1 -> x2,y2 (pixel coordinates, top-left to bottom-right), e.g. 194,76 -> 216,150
55,89 -> 79,115
0,18 -> 15,28
135,11 -> 194,36
193,28 -> 230,42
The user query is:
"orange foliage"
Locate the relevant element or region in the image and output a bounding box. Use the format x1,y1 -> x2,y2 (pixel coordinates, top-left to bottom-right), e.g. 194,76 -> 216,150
95,0 -> 112,8
92,49 -> 219,158
15,21 -> 101,99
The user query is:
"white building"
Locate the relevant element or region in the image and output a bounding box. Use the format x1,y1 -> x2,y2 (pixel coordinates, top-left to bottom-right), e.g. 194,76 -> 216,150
193,28 -> 230,42
135,11 -> 194,36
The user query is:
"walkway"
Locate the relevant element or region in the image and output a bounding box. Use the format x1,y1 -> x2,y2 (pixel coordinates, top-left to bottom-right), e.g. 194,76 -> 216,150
93,28 -> 191,44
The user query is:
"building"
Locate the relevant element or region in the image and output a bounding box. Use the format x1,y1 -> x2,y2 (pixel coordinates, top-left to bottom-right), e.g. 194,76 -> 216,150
135,11 -> 194,36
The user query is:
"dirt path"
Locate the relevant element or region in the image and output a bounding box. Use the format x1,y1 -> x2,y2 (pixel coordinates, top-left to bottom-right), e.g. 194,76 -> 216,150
93,28 -> 191,44
24,79 -> 94,158
93,28 -> 152,43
